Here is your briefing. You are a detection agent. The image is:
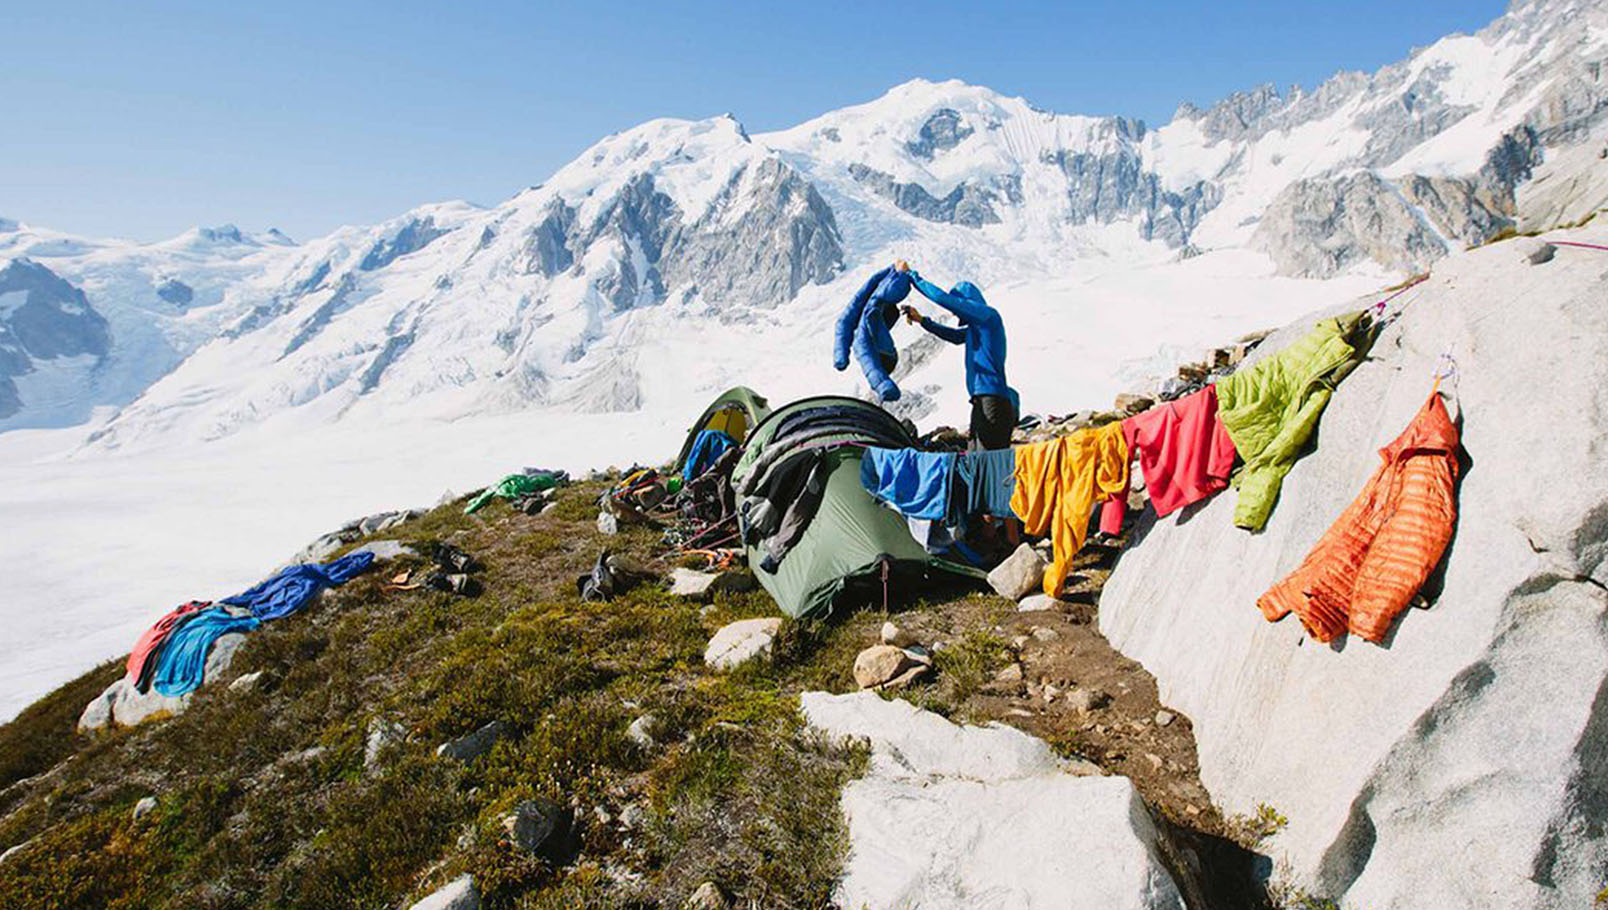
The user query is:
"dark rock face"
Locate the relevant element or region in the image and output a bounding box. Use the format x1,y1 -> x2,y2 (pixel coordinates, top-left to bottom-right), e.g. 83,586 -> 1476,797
515,159 -> 843,313
0,258 -> 111,418
1046,148 -> 1221,247
664,157 -> 845,305
848,164 -> 1006,228
522,202 -> 575,277
1254,172 -> 1448,277
359,330 -> 415,394
907,108 -> 975,159
155,278 -> 194,307
282,274 -> 360,358
360,217 -> 449,271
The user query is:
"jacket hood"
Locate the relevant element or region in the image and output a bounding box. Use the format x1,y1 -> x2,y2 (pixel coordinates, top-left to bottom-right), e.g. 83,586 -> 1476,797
1382,391 -> 1460,461
950,281 -> 985,305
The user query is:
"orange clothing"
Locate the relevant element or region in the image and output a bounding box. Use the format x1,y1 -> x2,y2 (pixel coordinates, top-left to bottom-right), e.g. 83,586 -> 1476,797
1011,421 -> 1129,597
1258,392 -> 1460,643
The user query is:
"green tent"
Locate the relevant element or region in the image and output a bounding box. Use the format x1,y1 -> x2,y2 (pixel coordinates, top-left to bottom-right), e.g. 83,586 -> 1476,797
671,386 -> 772,475
731,395 -> 984,619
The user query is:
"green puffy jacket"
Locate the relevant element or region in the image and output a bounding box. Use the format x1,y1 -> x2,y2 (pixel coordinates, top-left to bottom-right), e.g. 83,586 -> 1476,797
1215,311 -> 1374,531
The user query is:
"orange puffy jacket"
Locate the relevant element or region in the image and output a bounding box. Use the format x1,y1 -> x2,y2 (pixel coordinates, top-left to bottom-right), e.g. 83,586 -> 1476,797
1258,391 -> 1459,643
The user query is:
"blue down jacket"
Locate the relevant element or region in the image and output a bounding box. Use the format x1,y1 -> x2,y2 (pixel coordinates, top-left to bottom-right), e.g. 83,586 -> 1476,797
833,267 -> 912,402
910,273 -> 1012,403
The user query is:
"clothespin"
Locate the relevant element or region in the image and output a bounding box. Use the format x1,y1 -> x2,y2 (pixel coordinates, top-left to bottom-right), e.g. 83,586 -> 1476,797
1430,350 -> 1458,397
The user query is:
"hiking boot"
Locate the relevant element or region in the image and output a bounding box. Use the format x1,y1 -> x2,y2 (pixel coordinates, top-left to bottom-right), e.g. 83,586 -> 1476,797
426,572 -> 481,597
433,543 -> 481,574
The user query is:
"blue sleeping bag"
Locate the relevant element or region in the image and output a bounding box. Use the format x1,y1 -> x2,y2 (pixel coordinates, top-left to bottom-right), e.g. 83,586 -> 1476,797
151,607 -> 261,697
682,430 -> 737,484
221,551 -> 376,621
833,267 -> 911,402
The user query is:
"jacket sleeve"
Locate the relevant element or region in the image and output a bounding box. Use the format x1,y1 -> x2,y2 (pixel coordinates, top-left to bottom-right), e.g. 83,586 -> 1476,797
834,269 -> 885,371
920,316 -> 966,345
911,274 -> 989,323
853,302 -> 901,401
1234,385 -> 1333,530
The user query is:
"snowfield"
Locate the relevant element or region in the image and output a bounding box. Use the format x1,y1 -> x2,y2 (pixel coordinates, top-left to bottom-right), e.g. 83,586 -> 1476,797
1,0 -> 1603,720
0,254 -> 1380,720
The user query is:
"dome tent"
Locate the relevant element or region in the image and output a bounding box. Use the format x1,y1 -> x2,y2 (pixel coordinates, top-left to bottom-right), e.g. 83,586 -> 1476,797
731,395 -> 984,619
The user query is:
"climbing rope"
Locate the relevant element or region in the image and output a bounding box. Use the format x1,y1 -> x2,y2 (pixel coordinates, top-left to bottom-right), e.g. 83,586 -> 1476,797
1551,240 -> 1608,252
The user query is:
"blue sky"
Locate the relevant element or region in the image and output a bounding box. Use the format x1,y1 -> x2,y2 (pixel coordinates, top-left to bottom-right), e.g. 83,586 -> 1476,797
3,0 -> 1506,242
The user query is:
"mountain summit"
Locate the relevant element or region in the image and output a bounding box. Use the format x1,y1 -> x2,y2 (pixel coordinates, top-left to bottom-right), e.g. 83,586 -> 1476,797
0,0 -> 1602,441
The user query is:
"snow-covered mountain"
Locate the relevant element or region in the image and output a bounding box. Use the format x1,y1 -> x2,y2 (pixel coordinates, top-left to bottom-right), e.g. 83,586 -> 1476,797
0,0 -> 1603,446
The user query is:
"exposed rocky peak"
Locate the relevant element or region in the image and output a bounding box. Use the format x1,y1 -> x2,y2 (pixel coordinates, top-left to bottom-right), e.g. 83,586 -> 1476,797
662,156 -> 843,305
1194,84 -> 1286,142
847,164 -> 1009,228
154,277 -> 194,308
521,200 -> 577,277
0,258 -> 111,418
905,107 -> 974,159
1254,172 -> 1449,276
359,216 -> 450,271
0,259 -> 110,359
1047,149 -> 1220,246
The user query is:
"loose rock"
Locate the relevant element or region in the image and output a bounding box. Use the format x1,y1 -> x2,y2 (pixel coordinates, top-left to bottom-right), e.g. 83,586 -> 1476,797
132,796 -> 158,821
703,617 -> 781,670
880,621 -> 916,647
626,714 -> 657,749
500,798 -> 572,860
1065,687 -> 1112,713
228,670 -> 266,693
436,721 -> 506,761
1031,626 -> 1061,642
1017,593 -> 1066,613
408,875 -> 480,910
1517,237 -> 1556,265
366,718 -> 405,768
854,644 -> 929,690
669,567 -> 755,600
684,881 -> 730,910
988,543 -> 1048,601
1155,710 -> 1176,727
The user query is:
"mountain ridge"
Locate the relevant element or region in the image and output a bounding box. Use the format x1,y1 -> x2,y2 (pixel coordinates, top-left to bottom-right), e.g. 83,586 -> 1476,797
0,0 -> 1601,442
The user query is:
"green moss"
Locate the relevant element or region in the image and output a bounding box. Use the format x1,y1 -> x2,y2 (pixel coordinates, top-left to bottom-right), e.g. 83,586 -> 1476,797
0,657 -> 123,794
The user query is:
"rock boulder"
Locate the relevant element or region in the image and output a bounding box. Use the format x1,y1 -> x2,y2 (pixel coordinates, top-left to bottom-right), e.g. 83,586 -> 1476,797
801,691 -> 1185,909
1098,237 -> 1608,908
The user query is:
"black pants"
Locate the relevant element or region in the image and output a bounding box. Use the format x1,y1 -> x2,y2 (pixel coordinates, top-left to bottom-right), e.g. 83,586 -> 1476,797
969,394 -> 1016,450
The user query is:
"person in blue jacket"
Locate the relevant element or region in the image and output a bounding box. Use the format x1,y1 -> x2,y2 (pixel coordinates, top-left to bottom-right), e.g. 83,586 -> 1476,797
833,264 -> 912,402
899,264 -> 1018,449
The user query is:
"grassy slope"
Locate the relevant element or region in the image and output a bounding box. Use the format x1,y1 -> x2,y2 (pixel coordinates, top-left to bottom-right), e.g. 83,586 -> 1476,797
0,480 -> 885,909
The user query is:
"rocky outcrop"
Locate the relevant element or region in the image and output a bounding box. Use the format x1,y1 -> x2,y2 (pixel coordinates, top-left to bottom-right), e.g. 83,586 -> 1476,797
1098,236 -> 1608,908
802,691 -> 1185,909
663,157 -> 844,304
359,216 -> 450,271
703,618 -> 781,670
1254,172 -> 1447,277
0,258 -> 111,418
848,164 -> 1009,227
906,108 -> 974,159
78,632 -> 249,731
1044,136 -> 1221,247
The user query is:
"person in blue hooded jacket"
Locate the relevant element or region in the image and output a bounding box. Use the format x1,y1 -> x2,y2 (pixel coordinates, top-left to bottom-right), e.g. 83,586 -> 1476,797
833,264 -> 912,402
899,265 -> 1018,449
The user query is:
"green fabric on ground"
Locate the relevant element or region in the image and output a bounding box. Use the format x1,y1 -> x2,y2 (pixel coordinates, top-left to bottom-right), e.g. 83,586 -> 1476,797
464,472 -> 563,514
1215,311 -> 1373,531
